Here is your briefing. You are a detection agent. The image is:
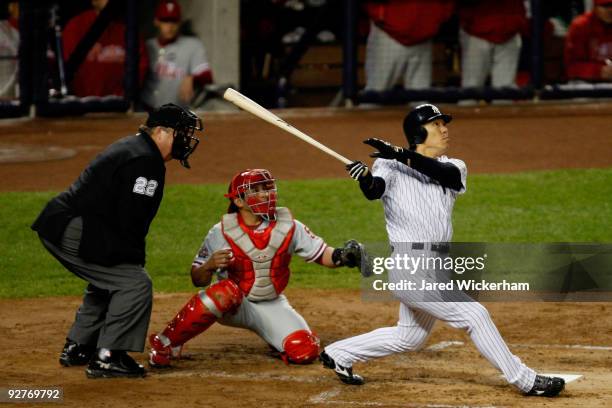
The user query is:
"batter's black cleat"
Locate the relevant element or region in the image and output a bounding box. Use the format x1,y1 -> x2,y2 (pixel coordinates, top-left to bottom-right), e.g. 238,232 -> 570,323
59,339 -> 95,367
320,351 -> 364,385
86,349 -> 146,379
526,375 -> 565,397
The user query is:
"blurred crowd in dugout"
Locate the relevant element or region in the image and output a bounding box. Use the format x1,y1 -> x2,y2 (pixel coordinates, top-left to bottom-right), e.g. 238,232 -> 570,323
1,0 -> 611,107
0,0 -> 213,110
359,0 -> 612,93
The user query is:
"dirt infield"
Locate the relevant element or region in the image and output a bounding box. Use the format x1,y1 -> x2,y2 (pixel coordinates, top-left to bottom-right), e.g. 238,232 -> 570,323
1,102 -> 612,191
1,291 -> 611,407
1,103 -> 612,407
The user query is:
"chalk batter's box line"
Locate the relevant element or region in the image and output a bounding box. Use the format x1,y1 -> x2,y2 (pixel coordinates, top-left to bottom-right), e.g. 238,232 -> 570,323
426,341 -> 612,352
309,387 -> 499,408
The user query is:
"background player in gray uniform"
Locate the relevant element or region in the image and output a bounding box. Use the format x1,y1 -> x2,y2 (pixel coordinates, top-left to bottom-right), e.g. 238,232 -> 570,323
319,104 -> 565,397
149,168 -> 366,367
141,0 -> 213,109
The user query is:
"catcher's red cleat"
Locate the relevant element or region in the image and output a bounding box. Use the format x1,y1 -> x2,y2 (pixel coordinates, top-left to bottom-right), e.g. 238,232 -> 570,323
148,333 -> 182,368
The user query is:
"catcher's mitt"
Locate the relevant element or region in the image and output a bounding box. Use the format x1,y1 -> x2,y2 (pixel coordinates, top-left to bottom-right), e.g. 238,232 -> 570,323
334,240 -> 374,278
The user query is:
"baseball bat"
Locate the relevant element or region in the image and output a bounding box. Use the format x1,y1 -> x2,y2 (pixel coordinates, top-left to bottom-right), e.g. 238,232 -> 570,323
223,88 -> 352,165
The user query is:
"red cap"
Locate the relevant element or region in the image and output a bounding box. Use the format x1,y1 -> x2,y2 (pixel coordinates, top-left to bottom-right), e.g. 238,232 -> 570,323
595,0 -> 612,6
155,0 -> 181,22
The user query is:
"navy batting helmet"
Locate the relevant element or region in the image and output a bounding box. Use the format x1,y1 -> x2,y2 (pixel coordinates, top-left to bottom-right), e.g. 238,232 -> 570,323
402,104 -> 452,149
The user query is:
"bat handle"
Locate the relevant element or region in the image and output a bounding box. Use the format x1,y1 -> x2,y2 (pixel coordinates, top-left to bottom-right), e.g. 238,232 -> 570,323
330,152 -> 352,166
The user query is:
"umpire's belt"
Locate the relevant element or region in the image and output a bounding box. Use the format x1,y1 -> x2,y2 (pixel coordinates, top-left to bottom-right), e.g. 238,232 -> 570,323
411,243 -> 450,253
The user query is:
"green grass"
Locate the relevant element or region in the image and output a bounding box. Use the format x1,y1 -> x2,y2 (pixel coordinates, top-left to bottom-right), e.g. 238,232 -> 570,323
1,168 -> 611,298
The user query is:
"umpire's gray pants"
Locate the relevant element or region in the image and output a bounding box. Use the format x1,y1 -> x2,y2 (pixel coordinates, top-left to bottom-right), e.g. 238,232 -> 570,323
39,217 -> 152,352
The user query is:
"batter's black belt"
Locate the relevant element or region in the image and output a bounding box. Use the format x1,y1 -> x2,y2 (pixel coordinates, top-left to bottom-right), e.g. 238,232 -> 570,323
411,243 -> 450,253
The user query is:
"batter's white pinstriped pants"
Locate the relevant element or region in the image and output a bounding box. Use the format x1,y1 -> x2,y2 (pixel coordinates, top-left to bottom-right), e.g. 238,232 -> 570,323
325,249 -> 537,392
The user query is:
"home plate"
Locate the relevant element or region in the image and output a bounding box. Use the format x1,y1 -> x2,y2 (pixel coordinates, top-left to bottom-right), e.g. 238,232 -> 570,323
540,373 -> 583,383
501,373 -> 583,383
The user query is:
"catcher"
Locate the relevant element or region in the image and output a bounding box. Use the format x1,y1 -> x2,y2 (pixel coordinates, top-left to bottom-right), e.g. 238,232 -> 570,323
149,168 -> 369,366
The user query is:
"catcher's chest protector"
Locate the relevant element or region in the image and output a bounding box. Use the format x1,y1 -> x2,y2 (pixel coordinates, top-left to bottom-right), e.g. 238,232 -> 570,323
222,207 -> 295,302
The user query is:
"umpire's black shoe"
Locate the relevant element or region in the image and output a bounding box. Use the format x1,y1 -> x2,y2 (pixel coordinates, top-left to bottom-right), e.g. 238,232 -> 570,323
59,339 -> 95,367
85,349 -> 146,379
526,375 -> 565,397
320,351 -> 364,385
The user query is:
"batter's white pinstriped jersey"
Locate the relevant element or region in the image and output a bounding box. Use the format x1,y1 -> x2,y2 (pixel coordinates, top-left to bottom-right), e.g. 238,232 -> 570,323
373,157 -> 467,243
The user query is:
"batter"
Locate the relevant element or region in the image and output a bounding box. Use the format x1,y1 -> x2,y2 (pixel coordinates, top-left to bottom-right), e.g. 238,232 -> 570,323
321,104 -> 565,397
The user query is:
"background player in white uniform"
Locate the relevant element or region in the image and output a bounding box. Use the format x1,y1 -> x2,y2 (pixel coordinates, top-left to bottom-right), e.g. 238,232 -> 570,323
141,0 -> 213,109
149,169 -> 365,367
320,104 -> 565,397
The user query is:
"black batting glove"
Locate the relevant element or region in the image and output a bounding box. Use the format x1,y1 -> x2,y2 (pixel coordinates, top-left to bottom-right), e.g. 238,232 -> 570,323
363,138 -> 413,165
346,160 -> 371,181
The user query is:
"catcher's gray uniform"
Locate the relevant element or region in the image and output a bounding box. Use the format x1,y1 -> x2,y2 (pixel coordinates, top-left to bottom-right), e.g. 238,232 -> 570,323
192,215 -> 326,351
141,36 -> 211,108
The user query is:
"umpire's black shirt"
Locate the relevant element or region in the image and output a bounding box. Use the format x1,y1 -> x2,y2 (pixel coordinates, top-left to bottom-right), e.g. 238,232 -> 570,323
32,132 -> 166,266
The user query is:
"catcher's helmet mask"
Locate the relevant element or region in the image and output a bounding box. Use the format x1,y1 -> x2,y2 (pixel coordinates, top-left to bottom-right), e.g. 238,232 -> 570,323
225,169 -> 277,221
145,103 -> 203,168
403,104 -> 452,150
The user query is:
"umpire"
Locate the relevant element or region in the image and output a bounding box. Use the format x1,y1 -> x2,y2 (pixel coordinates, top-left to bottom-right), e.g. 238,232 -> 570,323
31,104 -> 203,378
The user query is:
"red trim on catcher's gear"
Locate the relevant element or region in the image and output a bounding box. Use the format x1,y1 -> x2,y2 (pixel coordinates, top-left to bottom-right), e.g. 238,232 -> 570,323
282,330 -> 320,364
206,279 -> 243,314
159,280 -> 242,348
223,220 -> 295,298
159,293 -> 214,347
237,212 -> 274,249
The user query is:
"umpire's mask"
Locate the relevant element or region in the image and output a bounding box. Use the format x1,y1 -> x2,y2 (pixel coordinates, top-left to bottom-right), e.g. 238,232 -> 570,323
146,103 -> 203,168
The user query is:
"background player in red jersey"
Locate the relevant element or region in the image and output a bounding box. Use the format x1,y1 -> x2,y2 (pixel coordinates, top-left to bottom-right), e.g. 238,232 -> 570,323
458,0 -> 527,89
62,0 -> 148,97
363,0 -> 455,92
565,0 -> 612,82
